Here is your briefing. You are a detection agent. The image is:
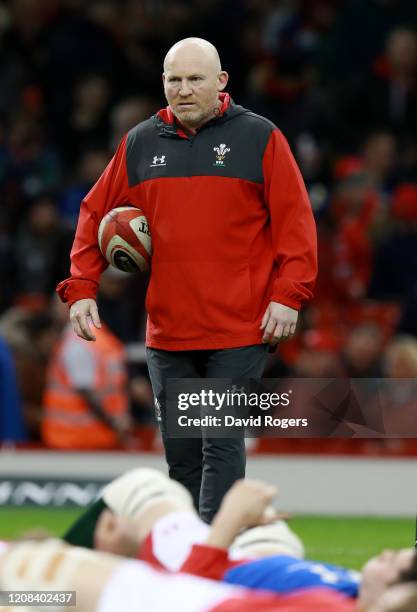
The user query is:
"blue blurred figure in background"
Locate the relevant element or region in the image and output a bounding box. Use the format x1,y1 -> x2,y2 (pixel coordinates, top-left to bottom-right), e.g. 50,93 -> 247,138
0,336 -> 27,443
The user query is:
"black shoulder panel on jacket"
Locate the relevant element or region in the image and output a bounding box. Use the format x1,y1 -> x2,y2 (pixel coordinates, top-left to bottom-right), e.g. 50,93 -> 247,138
125,111 -> 276,187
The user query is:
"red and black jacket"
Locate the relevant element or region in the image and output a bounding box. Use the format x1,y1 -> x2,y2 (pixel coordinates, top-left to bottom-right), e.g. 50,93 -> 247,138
57,93 -> 317,350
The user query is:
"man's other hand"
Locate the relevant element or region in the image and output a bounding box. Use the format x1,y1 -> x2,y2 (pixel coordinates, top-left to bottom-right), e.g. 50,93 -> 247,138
70,298 -> 101,341
260,301 -> 298,346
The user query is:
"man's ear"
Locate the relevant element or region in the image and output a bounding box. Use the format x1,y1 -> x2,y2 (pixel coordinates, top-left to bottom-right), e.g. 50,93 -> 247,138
162,73 -> 166,86
217,71 -> 229,91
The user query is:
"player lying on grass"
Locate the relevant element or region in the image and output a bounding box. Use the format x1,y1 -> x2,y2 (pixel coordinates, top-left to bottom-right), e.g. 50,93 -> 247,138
64,467 -> 417,610
0,539 -> 355,612
179,480 -> 417,612
65,467 -> 302,569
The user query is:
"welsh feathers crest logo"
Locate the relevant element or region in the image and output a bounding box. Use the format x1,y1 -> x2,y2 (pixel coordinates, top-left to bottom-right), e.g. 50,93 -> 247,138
213,143 -> 230,167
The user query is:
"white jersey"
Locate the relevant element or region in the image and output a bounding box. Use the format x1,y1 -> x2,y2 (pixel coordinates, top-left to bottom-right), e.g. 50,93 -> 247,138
98,559 -> 239,612
144,511 -> 210,571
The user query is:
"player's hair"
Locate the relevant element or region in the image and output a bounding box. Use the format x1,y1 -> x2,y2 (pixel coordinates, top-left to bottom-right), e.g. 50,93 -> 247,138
397,551 -> 417,584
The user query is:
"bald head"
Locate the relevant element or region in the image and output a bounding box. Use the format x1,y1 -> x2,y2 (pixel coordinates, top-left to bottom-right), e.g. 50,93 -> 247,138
164,38 -> 221,73
162,38 -> 228,131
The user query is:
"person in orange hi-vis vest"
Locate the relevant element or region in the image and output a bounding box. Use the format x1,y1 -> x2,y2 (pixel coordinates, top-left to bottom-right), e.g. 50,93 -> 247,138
42,321 -> 131,450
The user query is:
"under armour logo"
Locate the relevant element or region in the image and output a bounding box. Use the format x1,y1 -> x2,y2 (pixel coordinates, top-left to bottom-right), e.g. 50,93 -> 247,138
150,155 -> 166,167
231,384 -> 245,394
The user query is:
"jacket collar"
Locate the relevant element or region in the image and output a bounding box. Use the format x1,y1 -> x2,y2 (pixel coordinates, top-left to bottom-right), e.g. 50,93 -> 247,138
155,92 -> 231,138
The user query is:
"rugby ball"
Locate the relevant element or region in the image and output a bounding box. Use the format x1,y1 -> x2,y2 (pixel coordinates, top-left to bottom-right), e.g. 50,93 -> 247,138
98,206 -> 151,273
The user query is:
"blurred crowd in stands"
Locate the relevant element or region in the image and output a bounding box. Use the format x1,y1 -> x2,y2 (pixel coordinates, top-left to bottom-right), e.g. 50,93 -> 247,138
1,0 -> 417,450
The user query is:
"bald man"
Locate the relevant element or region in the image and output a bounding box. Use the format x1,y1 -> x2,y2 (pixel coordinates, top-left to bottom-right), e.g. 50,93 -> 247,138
57,38 -> 317,522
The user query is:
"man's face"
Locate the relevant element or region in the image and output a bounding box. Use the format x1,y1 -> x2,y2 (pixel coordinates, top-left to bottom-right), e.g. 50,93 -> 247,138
360,549 -> 415,608
163,48 -> 227,129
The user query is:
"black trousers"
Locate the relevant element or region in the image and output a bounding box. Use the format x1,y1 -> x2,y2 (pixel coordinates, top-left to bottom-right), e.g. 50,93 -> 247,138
146,344 -> 268,523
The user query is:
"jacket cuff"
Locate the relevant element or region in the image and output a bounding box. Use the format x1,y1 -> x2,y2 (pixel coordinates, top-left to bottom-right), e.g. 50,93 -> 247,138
56,278 -> 98,307
270,277 -> 314,311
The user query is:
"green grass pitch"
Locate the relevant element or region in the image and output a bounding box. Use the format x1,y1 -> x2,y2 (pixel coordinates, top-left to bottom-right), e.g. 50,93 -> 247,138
0,508 -> 412,571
